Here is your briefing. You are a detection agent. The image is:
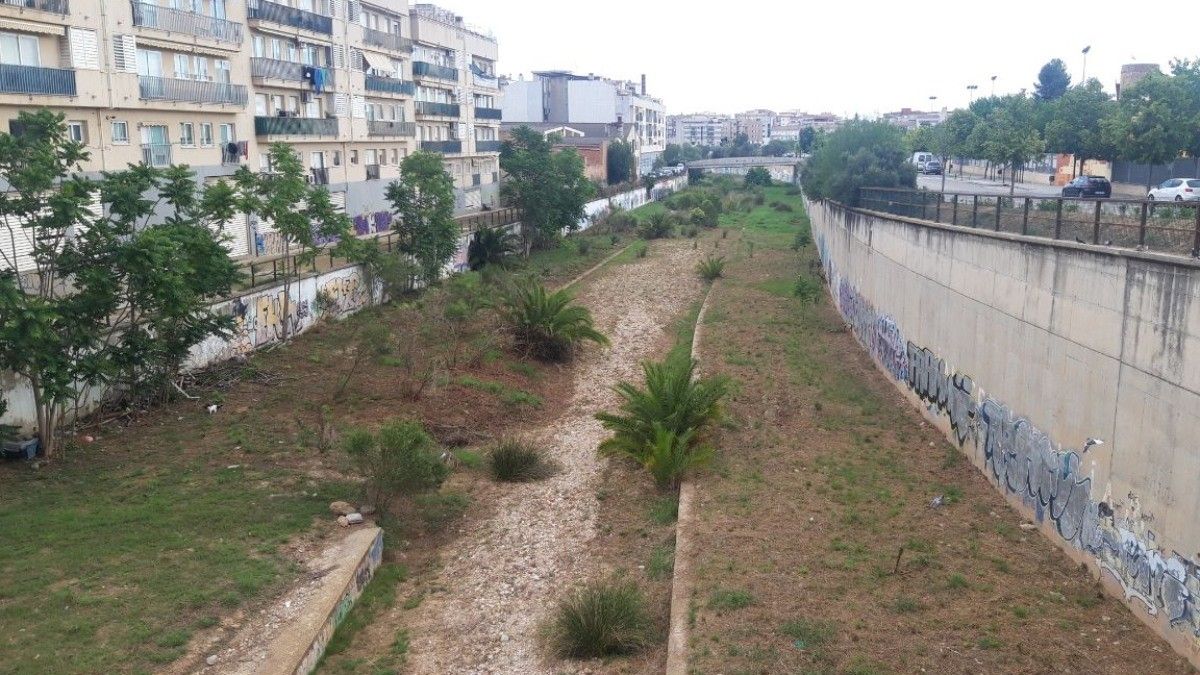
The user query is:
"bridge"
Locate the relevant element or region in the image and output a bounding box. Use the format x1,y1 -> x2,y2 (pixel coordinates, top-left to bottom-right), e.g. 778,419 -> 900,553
686,156 -> 803,184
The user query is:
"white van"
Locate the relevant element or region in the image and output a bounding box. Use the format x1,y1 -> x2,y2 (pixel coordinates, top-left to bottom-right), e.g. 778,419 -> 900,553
912,152 -> 933,171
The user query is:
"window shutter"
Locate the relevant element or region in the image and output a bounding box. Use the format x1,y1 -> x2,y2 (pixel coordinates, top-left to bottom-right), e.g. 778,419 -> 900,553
350,48 -> 364,71
334,93 -> 348,117
352,95 -> 365,119
330,0 -> 342,18
346,0 -> 360,22
332,45 -> 345,68
112,35 -> 136,73
68,28 -> 100,70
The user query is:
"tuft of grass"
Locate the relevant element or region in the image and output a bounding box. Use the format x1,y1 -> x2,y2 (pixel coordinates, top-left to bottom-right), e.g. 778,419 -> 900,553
548,581 -> 652,658
647,545 -> 674,580
453,449 -> 484,469
793,275 -> 823,304
707,588 -> 754,611
487,440 -> 553,482
946,573 -> 969,590
648,495 -> 679,525
978,635 -> 1003,649
781,617 -> 836,649
696,255 -> 727,282
320,563 -> 408,661
892,596 -> 921,613
456,375 -> 543,408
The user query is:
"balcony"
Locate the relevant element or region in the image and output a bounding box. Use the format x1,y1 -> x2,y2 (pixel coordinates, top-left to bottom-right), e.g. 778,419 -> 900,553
251,58 -> 334,86
221,142 -> 242,164
421,140 -> 461,154
415,101 -> 459,118
368,120 -> 415,137
475,140 -> 501,152
141,143 -> 172,168
472,71 -> 497,89
309,167 -> 329,185
363,27 -> 411,52
131,2 -> 244,43
0,64 -> 75,96
474,107 -> 501,120
412,61 -> 457,82
364,75 -> 413,95
0,0 -> 68,13
247,0 -> 331,34
254,116 -> 338,137
139,76 -> 247,105
365,164 -> 380,180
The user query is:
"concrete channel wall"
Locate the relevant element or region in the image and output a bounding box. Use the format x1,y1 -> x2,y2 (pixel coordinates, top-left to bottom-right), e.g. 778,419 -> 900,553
807,198 -> 1200,666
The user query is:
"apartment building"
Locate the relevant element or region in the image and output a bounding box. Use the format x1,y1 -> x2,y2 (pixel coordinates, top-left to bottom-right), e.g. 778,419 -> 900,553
733,109 -> 774,145
0,0 -> 499,266
501,71 -> 665,178
666,113 -> 733,146
881,107 -> 946,130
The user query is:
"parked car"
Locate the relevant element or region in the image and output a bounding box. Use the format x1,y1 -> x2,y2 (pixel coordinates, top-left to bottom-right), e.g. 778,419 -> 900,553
923,159 -> 943,175
1061,176 -> 1112,198
911,151 -> 933,172
1147,178 -> 1200,201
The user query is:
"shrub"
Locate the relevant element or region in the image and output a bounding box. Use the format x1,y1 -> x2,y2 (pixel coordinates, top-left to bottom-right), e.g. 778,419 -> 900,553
343,420 -> 449,518
467,227 -> 517,270
488,440 -> 552,482
597,356 -> 729,489
696,255 -> 726,281
785,186 -> 802,196
753,192 -> 766,205
791,230 -> 812,251
684,226 -> 699,238
771,201 -> 794,212
501,280 -> 608,361
688,207 -> 706,227
605,209 -> 637,233
548,581 -> 651,658
744,166 -> 772,187
794,276 -> 823,304
634,242 -> 648,258
576,238 -> 591,255
801,119 -> 915,206
637,212 -> 674,240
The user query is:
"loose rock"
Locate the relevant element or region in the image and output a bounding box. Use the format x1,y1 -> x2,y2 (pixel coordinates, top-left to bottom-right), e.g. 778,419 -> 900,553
329,501 -> 355,516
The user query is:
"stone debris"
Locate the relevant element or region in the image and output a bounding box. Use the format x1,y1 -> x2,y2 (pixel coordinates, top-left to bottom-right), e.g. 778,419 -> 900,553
329,501 -> 355,516
337,515 -> 349,527
346,513 -> 364,525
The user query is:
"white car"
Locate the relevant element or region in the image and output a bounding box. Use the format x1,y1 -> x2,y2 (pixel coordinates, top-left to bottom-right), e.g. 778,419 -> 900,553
1147,178 -> 1200,201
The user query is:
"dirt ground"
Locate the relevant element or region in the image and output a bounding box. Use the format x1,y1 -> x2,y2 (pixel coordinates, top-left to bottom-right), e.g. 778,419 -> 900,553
328,237 -> 708,674
683,192 -> 1194,674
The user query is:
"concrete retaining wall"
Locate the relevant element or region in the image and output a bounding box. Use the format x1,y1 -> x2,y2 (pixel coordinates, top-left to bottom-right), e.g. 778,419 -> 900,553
808,197 -> 1200,666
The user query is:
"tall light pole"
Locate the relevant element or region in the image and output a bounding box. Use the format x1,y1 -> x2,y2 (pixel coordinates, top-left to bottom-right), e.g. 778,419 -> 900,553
990,75 -> 998,96
1081,45 -> 1092,83
967,84 -> 978,104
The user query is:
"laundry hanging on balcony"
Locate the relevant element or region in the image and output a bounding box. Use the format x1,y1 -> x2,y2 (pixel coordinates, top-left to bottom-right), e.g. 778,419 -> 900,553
301,65 -> 328,93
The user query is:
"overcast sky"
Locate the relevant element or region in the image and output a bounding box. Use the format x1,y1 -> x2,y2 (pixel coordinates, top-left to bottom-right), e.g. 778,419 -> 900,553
446,0 -> 1198,117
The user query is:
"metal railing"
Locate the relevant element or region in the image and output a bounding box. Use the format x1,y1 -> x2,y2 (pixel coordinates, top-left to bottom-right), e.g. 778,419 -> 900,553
367,120 -> 415,136
414,100 -> 459,117
131,2 -> 243,43
254,116 -> 338,136
221,142 -> 241,164
309,167 -> 329,185
247,0 -> 331,34
475,140 -> 501,152
141,142 -> 172,167
250,57 -> 333,86
474,106 -> 501,120
421,140 -> 461,153
364,164 -> 380,180
0,63 -> 75,96
138,76 -> 247,105
412,61 -> 457,81
858,187 -> 1200,259
362,27 -> 411,52
0,0 -> 68,13
364,74 -> 413,95
472,71 -> 497,89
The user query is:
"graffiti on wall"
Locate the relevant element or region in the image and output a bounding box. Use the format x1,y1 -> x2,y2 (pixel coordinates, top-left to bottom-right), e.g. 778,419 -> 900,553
577,177 -> 688,231
820,247 -> 1200,640
295,530 -> 385,675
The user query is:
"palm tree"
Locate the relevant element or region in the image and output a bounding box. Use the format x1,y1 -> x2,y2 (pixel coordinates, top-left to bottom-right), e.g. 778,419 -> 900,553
467,227 -> 517,270
500,280 -> 608,361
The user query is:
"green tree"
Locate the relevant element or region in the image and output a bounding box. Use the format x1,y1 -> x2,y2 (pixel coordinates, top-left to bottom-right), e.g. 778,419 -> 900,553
1169,59 -> 1200,175
932,109 -> 977,188
607,139 -> 635,185
1044,79 -> 1116,177
801,119 -> 916,205
501,126 -> 595,257
761,139 -> 794,157
744,166 -> 772,187
387,151 -> 458,287
234,143 -> 359,340
969,95 -> 1044,195
1034,59 -> 1073,101
798,126 -> 819,154
1103,72 -> 1191,190
905,125 -> 937,153
343,419 -> 449,519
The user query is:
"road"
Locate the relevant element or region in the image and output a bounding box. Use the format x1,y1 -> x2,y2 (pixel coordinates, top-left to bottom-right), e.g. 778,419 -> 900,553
917,173 -> 1062,197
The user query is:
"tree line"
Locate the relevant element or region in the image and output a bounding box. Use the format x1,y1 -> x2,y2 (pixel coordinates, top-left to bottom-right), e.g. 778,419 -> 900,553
0,113 -> 593,458
662,127 -> 822,167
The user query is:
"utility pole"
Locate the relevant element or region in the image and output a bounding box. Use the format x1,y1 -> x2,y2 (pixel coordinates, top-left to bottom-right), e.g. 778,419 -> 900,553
1081,45 -> 1092,83
967,84 -> 978,105
990,75 -> 998,96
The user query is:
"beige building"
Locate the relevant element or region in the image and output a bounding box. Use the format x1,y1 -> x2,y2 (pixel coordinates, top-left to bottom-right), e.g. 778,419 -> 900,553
0,0 -> 499,263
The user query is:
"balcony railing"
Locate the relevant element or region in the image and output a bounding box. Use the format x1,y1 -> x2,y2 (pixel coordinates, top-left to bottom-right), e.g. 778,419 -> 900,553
0,0 -> 68,13
365,164 -> 380,180
421,140 -> 461,154
131,2 -> 243,43
251,57 -> 334,86
364,75 -> 413,95
474,107 -> 501,120
139,76 -> 247,105
247,0 -> 331,34
415,101 -> 459,117
221,142 -> 241,164
475,140 -> 501,152
254,116 -> 338,137
0,63 -> 75,96
368,120 -> 415,137
472,71 -> 497,89
309,167 -> 329,185
412,61 -> 457,82
363,27 -> 411,52
141,142 -> 172,167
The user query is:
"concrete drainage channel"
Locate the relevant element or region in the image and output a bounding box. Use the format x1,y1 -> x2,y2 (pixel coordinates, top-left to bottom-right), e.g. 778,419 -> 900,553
665,279 -> 716,675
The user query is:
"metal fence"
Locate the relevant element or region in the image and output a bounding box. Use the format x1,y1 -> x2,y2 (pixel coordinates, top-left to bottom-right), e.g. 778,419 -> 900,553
421,140 -> 461,154
859,187 -> 1200,258
247,0 -> 331,34
0,64 -> 75,96
362,27 -> 411,52
131,2 -> 244,43
414,101 -> 459,117
254,116 -> 338,137
412,61 -> 457,81
0,0 -> 68,12
364,75 -> 413,95
367,120 -> 415,137
138,76 -> 247,106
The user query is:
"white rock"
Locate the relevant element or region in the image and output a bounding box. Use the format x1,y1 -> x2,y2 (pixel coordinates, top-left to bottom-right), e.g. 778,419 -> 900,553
206,655 -> 218,666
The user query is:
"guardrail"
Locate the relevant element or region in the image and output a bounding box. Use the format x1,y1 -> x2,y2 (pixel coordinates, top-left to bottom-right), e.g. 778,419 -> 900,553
412,61 -> 457,81
138,76 -> 247,105
131,2 -> 243,43
254,116 -> 338,137
421,140 -> 461,153
247,0 -> 331,34
367,120 -> 415,137
0,64 -> 75,96
475,140 -> 501,152
141,142 -> 171,167
364,75 -> 413,95
414,101 -> 459,117
474,107 -> 501,120
362,27 -> 411,52
251,58 -> 333,86
859,187 -> 1200,258
0,0 -> 68,13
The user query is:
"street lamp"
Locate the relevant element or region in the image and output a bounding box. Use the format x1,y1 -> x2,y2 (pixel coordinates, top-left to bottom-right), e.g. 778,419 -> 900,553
967,84 -> 978,104
990,75 -> 998,96
1081,45 -> 1092,82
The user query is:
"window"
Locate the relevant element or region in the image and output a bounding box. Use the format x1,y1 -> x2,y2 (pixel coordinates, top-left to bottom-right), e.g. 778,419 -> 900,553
332,150 -> 341,166
364,149 -> 377,165
67,121 -> 87,144
379,148 -> 387,166
271,94 -> 284,114
0,32 -> 40,67
215,59 -> 231,83
211,0 -> 226,19
219,123 -> 235,144
287,95 -> 299,114
136,49 -> 163,77
174,54 -> 191,79
110,121 -> 129,144
252,35 -> 264,57
200,123 -> 213,147
350,149 -> 358,164
255,94 -> 267,116
179,122 -> 195,146
390,149 -> 398,164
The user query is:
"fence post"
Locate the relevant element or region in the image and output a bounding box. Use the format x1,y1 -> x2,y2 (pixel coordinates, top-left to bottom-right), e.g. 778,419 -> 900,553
1139,202 -> 1149,248
1022,197 -> 1031,235
994,197 -> 1002,231
971,194 -> 979,227
951,195 -> 959,225
250,262 -> 256,288
1054,199 -> 1063,239
1092,200 -> 1102,244
920,191 -> 928,221
934,192 -> 942,222
1193,205 -> 1200,257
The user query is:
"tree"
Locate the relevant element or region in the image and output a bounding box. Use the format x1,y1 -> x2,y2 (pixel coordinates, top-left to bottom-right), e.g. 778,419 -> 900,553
501,126 -> 595,257
1034,59 -> 1072,101
969,95 -> 1044,194
904,125 -> 937,153
798,126 -> 819,154
467,226 -> 517,270
932,109 -> 977,189
343,419 -> 448,519
1104,72 -> 1191,190
1169,59 -> 1200,175
744,167 -> 772,187
761,139 -> 794,157
607,139 -> 635,185
234,143 -> 358,340
1043,79 -> 1116,177
387,151 -> 457,287
801,119 -> 916,205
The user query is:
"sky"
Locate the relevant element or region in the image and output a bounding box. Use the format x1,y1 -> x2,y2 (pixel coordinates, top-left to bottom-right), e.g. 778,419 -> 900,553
442,0 -> 1200,117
